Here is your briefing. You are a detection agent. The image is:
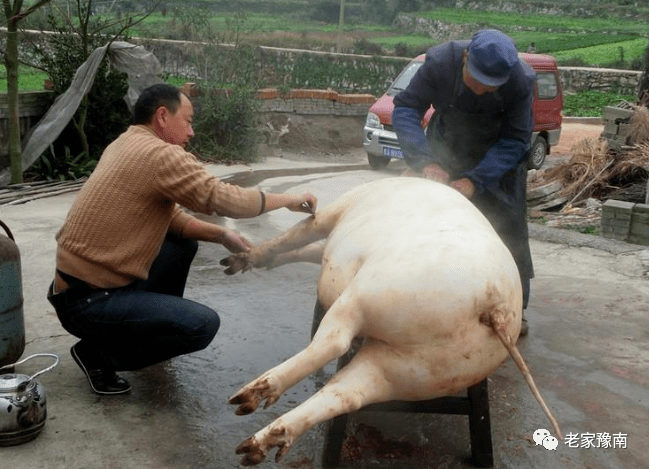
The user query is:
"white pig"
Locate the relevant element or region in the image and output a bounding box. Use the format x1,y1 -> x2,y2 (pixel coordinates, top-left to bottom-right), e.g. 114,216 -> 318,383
222,177 -> 561,465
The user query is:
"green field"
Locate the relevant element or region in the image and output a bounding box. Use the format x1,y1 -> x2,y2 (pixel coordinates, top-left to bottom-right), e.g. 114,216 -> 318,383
415,7 -> 647,35
552,38 -> 647,66
382,6 -> 648,66
0,69 -> 189,91
0,66 -> 47,92
128,11 -> 392,35
124,4 -> 649,67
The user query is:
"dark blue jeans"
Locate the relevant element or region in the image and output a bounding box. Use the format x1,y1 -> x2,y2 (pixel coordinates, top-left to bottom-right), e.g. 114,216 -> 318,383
48,233 -> 220,371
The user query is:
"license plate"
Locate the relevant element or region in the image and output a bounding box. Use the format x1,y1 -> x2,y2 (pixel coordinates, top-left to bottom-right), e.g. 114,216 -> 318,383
383,147 -> 403,158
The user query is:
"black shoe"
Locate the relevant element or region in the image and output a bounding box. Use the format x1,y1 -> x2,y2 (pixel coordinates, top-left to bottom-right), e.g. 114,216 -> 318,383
519,315 -> 529,338
71,344 -> 132,395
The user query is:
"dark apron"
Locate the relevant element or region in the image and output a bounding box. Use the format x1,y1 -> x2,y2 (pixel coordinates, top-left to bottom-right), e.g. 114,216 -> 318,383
426,67 -> 534,304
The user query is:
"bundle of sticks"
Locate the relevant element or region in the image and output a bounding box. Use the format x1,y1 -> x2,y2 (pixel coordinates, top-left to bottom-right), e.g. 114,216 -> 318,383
541,105 -> 649,206
0,179 -> 86,206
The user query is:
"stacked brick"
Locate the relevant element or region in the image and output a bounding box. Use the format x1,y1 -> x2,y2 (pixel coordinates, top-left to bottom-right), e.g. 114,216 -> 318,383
601,200 -> 649,246
600,105 -> 634,152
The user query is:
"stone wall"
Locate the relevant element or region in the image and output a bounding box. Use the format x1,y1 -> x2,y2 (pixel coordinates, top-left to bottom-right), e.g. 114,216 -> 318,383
254,89 -> 374,151
137,38 -> 644,97
559,67 -> 642,95
179,84 -> 374,152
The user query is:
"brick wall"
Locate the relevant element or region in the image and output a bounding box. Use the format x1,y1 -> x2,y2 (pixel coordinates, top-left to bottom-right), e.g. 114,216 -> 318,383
180,83 -> 376,116
255,88 -> 376,116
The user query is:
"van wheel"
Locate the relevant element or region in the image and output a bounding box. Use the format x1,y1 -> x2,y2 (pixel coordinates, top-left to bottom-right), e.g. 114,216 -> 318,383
528,136 -> 547,170
368,154 -> 390,169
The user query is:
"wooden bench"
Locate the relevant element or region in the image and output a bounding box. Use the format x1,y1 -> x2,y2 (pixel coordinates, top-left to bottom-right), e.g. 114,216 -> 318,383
311,301 -> 494,468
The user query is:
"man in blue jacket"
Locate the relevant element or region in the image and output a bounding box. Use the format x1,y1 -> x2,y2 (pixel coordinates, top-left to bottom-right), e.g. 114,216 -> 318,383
392,29 -> 534,336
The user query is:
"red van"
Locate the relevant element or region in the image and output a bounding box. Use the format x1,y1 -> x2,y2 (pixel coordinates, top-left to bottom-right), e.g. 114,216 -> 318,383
362,52 -> 563,170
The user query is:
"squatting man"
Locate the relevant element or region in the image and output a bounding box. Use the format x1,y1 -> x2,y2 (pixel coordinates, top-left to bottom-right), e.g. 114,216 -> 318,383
47,83 -> 317,395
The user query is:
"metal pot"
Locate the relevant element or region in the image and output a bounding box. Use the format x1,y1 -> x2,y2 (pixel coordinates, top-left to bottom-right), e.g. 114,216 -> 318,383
0,353 -> 59,446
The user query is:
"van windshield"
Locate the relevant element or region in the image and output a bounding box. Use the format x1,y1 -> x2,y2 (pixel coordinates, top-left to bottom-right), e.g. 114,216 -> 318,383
387,61 -> 423,96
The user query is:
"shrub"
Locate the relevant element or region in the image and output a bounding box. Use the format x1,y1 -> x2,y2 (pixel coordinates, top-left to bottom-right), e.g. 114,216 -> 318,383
189,86 -> 261,164
257,49 -> 406,96
393,41 -> 430,58
352,39 -> 384,56
187,42 -> 264,164
25,145 -> 97,182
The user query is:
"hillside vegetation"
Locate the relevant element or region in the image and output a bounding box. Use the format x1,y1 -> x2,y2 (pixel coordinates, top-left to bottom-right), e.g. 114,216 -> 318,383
108,0 -> 649,69
8,0 -> 648,95
13,0 -> 648,70
394,4 -> 647,68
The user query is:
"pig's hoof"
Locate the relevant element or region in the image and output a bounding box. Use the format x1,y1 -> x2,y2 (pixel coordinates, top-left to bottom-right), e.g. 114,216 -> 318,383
229,378 -> 278,415
236,437 -> 267,466
220,253 -> 251,275
235,429 -> 292,465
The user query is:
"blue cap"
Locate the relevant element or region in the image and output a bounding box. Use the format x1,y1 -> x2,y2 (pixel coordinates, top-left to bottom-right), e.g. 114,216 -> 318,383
467,30 -> 519,87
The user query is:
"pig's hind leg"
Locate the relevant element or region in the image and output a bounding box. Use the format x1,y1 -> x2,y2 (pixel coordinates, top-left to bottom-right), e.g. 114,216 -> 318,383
229,291 -> 363,415
233,339 -> 408,466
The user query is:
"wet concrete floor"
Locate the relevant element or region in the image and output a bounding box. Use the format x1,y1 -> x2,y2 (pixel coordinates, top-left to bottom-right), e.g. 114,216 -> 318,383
1,162 -> 648,469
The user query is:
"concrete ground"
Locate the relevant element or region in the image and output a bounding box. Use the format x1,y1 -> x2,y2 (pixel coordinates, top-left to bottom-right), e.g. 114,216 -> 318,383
0,153 -> 648,469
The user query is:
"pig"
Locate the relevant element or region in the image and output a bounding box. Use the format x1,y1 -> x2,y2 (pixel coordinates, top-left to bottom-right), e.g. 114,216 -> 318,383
221,176 -> 561,466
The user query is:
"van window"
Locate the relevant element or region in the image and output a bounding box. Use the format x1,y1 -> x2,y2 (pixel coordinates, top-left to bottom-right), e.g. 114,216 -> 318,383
535,72 -> 559,100
387,61 -> 423,97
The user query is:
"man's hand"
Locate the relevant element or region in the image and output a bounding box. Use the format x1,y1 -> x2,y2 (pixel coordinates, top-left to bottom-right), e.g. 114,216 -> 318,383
450,178 -> 475,198
422,163 -> 450,184
218,228 -> 252,253
261,192 -> 318,214
287,193 -> 317,214
182,218 -> 251,253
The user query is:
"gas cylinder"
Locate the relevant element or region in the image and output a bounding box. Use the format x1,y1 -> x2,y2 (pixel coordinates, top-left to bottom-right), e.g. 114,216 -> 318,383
0,220 -> 25,367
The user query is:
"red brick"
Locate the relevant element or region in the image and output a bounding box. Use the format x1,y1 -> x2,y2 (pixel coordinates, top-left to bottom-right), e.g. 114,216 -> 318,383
256,88 -> 279,99
336,93 -> 376,104
181,82 -> 200,97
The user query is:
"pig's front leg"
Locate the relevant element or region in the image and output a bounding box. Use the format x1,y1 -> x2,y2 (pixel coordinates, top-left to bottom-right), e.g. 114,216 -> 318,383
221,241 -> 325,274
263,242 -> 325,269
220,243 -> 269,275
221,205 -> 341,275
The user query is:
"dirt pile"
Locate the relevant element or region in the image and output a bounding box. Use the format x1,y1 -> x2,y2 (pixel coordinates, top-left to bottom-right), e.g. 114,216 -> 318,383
263,114 -> 367,154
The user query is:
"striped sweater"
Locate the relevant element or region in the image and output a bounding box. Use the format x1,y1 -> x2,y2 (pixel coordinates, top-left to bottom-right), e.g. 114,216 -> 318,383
55,125 -> 263,288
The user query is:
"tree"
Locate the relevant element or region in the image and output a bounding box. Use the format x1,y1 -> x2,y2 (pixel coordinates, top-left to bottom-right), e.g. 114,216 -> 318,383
38,1 -> 156,159
2,0 -> 53,184
25,0 -> 159,178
